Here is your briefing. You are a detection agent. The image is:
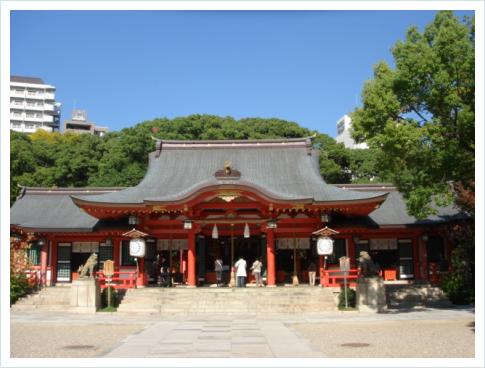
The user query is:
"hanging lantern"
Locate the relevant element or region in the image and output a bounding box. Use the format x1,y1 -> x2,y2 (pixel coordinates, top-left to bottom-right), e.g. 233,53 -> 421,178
244,223 -> 250,238
129,238 -> 146,257
317,237 -> 334,255
212,224 -> 219,239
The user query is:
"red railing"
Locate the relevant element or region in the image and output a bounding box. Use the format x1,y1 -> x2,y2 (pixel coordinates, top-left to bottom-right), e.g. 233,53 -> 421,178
96,271 -> 137,289
322,268 -> 359,288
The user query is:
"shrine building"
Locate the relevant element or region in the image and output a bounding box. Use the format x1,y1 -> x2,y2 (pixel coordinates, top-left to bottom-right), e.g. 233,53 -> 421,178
10,137 -> 463,288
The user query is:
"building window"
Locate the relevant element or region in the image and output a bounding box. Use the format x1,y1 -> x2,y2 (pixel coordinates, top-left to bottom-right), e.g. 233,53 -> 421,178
25,123 -> 35,129
26,100 -> 36,106
12,111 -> 22,117
35,113 -> 43,118
98,243 -> 114,269
26,112 -> 35,118
56,243 -> 72,282
121,240 -> 137,266
13,99 -> 23,106
337,121 -> 345,135
28,244 -> 42,265
398,239 -> 414,279
27,90 -> 37,96
12,122 -> 22,128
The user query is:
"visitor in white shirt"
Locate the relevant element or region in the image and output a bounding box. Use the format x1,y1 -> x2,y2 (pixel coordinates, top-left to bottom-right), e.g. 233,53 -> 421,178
234,257 -> 247,287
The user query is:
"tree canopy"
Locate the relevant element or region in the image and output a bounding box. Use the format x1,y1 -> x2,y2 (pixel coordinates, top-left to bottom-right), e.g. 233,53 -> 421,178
351,11 -> 474,219
10,115 -> 384,204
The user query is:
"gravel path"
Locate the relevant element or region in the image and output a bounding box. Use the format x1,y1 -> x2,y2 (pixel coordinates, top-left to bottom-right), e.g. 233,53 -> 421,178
10,323 -> 144,358
291,318 -> 475,358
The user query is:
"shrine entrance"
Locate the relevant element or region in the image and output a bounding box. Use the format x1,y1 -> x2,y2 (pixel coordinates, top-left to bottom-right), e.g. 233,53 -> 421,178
200,234 -> 266,285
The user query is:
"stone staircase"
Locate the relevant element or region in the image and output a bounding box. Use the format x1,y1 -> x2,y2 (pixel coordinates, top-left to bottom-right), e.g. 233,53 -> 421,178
11,284 -> 71,311
117,286 -> 338,315
385,283 -> 453,309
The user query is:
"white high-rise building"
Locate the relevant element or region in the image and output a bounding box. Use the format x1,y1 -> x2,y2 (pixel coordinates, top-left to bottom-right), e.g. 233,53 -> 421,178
335,114 -> 368,149
10,76 -> 61,133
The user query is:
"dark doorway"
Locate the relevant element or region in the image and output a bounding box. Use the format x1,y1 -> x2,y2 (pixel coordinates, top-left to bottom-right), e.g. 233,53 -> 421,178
427,236 -> 448,271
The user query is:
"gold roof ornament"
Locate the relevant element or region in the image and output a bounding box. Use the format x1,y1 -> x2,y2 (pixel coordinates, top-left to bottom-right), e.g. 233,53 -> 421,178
312,226 -> 339,237
122,228 -> 149,239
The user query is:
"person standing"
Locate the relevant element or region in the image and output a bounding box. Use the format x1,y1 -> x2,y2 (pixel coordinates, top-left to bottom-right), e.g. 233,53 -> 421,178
250,258 -> 263,287
308,261 -> 316,286
153,254 -> 161,286
234,257 -> 247,287
214,257 -> 223,287
160,257 -> 171,287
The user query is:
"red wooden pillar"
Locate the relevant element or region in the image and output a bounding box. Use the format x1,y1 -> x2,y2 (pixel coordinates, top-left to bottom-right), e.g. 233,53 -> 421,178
40,241 -> 48,287
136,257 -> 147,287
319,255 -> 325,287
412,236 -> 420,281
347,236 -> 356,268
179,248 -> 184,274
113,238 -> 121,268
266,228 -> 276,287
187,229 -> 196,287
419,235 -> 428,281
50,239 -> 58,285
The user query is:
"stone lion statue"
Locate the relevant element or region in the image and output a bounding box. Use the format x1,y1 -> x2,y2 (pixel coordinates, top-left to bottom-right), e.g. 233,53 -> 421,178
78,253 -> 98,279
358,251 -> 379,277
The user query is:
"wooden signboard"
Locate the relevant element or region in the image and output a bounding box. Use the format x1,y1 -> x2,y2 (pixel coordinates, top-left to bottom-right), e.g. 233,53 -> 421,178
103,259 -> 115,278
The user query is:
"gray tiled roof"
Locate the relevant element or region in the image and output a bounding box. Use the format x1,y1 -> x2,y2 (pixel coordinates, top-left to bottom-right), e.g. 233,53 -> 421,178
10,186 -> 464,231
10,188 -> 119,231
334,185 -> 465,226
73,139 -> 387,205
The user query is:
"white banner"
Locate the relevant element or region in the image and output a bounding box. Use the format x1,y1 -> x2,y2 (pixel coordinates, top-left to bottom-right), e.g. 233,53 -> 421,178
370,238 -> 398,250
72,242 -> 99,253
157,239 -> 188,250
276,238 -> 310,250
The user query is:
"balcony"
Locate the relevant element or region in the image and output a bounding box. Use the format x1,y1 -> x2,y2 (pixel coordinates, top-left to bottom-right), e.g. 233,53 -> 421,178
11,90 -> 26,97
10,102 -> 25,109
24,115 -> 44,123
44,104 -> 55,111
44,92 -> 55,100
25,104 -> 45,111
24,115 -> 53,123
10,114 -> 24,120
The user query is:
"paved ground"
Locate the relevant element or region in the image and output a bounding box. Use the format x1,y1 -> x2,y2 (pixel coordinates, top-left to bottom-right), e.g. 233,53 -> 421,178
291,319 -> 475,358
9,307 -> 475,358
10,323 -> 144,358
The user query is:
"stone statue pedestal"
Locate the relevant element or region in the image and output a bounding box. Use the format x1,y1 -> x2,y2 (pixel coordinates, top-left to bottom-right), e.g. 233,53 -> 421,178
70,278 -> 101,313
356,277 -> 387,313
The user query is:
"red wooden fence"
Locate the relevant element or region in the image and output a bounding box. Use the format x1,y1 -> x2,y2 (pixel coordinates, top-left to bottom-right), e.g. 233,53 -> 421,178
96,271 -> 137,289
322,268 -> 359,288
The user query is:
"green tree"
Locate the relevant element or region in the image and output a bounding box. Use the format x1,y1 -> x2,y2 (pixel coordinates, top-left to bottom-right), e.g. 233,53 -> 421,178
351,11 -> 474,219
11,115 -> 382,203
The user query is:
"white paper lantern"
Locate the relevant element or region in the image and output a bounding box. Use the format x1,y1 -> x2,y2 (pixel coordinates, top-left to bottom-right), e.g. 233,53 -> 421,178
317,237 -> 334,255
130,238 -> 146,257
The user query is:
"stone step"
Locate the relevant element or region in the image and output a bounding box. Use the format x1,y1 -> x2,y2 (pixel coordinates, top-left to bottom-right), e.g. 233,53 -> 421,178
118,286 -> 338,315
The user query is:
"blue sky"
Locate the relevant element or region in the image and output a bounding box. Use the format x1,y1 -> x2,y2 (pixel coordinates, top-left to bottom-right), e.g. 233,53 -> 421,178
10,10 -> 473,137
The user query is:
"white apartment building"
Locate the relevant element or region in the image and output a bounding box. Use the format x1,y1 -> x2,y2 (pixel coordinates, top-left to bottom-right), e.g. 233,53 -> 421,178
10,76 -> 61,133
335,114 -> 368,149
